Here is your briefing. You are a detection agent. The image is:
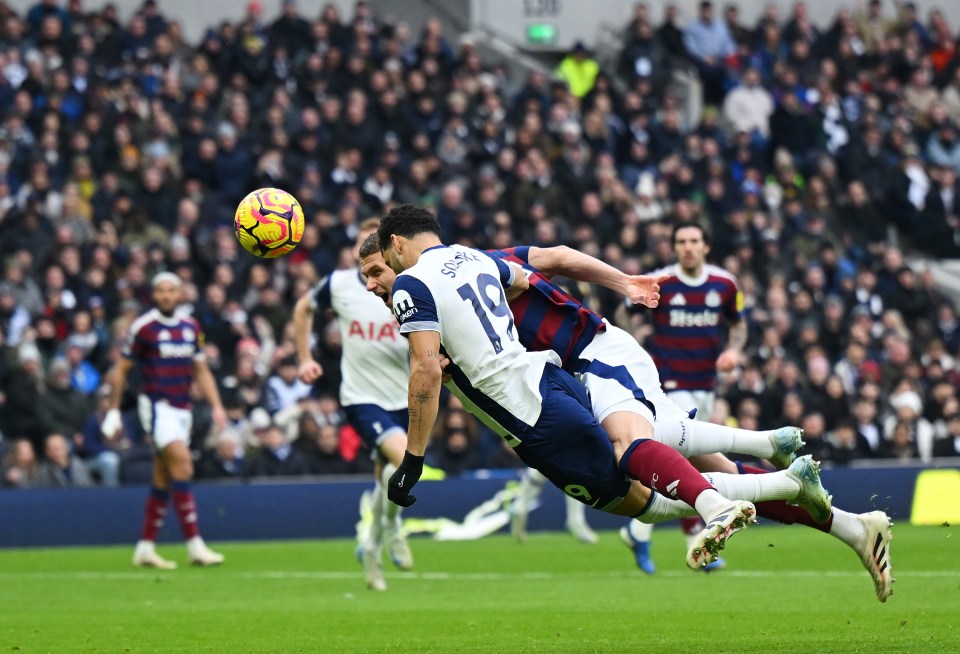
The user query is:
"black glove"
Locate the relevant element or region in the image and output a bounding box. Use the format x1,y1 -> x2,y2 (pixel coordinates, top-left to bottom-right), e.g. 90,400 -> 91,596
388,451 -> 425,507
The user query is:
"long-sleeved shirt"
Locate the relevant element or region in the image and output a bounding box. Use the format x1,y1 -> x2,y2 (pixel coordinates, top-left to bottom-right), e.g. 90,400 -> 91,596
683,18 -> 735,62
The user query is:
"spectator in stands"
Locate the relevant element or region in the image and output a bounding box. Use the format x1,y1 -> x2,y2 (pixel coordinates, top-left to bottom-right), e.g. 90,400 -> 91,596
78,384 -> 135,487
722,68 -> 773,148
683,1 -> 735,105
38,357 -> 89,447
2,438 -> 39,488
555,41 -> 600,99
197,433 -> 247,480
264,355 -> 311,415
247,422 -> 311,478
34,432 -> 92,488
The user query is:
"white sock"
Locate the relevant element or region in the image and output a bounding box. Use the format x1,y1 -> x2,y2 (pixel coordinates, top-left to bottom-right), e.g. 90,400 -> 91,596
368,481 -> 386,550
693,489 -> 729,520
564,495 -> 588,526
628,520 -> 654,542
521,468 -> 547,502
701,470 -> 800,502
380,464 -> 401,525
636,492 -> 699,523
829,509 -> 865,547
654,419 -> 777,458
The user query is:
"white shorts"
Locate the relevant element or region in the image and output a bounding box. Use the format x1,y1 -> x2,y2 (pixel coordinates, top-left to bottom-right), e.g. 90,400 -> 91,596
664,389 -> 716,422
138,395 -> 192,451
574,324 -> 691,426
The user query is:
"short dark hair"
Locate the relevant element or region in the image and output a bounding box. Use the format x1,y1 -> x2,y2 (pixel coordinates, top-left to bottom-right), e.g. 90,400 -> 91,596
671,221 -> 711,246
378,204 -> 441,251
358,232 -> 381,259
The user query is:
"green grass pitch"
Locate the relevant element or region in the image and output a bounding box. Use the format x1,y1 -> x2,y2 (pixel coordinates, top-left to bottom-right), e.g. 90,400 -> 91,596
1,523 -> 957,653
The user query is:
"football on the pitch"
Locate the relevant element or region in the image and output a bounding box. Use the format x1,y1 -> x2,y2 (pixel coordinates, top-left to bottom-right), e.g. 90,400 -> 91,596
234,187 -> 305,258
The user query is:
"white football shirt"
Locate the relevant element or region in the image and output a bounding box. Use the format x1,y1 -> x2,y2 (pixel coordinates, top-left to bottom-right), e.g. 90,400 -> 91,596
391,244 -> 560,437
312,268 -> 409,410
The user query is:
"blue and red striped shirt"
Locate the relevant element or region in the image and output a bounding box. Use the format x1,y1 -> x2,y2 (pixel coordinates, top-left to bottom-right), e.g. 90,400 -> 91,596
122,308 -> 203,409
647,263 -> 744,392
485,247 -> 605,371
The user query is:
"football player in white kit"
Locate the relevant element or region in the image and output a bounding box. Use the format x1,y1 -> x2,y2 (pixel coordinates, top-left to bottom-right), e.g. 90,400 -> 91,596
294,219 -> 418,591
374,204 -> 761,570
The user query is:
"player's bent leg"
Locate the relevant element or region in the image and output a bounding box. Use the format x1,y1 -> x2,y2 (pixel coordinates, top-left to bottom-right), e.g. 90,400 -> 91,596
161,440 -> 224,567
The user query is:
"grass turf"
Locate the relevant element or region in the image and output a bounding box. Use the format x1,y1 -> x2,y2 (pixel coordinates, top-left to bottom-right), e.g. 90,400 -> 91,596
0,523 -> 957,654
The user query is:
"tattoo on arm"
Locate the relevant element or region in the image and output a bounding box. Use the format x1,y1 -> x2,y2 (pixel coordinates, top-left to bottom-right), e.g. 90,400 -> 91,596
414,389 -> 430,433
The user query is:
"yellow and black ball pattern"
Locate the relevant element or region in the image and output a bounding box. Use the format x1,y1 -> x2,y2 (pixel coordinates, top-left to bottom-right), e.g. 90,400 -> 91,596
234,188 -> 305,258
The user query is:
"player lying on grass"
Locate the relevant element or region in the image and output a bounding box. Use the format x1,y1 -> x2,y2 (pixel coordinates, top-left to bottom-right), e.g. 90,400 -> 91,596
492,243 -> 895,602
370,204 -> 767,570
361,232 -> 893,601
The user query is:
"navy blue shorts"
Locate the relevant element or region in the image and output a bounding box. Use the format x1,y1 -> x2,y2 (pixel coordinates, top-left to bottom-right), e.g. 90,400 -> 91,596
343,404 -> 408,450
514,365 -> 631,512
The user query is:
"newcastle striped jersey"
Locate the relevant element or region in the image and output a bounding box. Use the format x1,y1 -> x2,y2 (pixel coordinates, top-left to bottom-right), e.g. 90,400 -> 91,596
647,263 -> 744,392
484,247 -> 606,371
122,308 -> 203,409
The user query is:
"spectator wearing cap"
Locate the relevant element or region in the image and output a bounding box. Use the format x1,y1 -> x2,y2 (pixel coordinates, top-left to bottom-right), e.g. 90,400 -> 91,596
34,432 -> 93,488
555,41 -> 599,99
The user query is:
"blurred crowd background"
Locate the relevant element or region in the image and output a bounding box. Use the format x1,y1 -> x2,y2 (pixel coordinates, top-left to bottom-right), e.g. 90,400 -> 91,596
1,0 -> 959,489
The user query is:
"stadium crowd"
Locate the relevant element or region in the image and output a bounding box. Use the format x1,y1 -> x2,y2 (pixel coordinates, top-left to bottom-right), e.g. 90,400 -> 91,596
1,0 -> 959,489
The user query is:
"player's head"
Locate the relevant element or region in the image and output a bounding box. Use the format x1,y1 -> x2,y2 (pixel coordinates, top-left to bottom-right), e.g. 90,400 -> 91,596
377,204 -> 441,273
353,217 -> 381,262
359,232 -> 396,306
151,272 -> 182,315
671,223 -> 710,274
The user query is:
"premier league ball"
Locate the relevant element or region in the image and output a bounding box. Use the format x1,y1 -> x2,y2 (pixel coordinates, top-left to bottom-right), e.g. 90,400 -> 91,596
234,187 -> 305,258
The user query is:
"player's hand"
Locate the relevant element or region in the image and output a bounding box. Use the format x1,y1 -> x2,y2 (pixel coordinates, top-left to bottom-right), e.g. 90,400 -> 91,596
211,405 -> 228,431
624,274 -> 670,308
298,359 -> 323,384
438,355 -> 452,383
388,451 -> 425,507
101,408 -> 122,439
716,349 -> 740,372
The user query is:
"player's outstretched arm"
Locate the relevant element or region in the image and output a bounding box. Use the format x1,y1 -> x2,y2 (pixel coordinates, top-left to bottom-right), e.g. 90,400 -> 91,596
526,245 -> 666,308
101,357 -> 134,438
293,293 -> 323,383
388,329 -> 442,507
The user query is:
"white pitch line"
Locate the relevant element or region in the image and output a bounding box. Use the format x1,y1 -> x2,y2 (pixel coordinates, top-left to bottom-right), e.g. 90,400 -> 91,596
0,570 -> 954,581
